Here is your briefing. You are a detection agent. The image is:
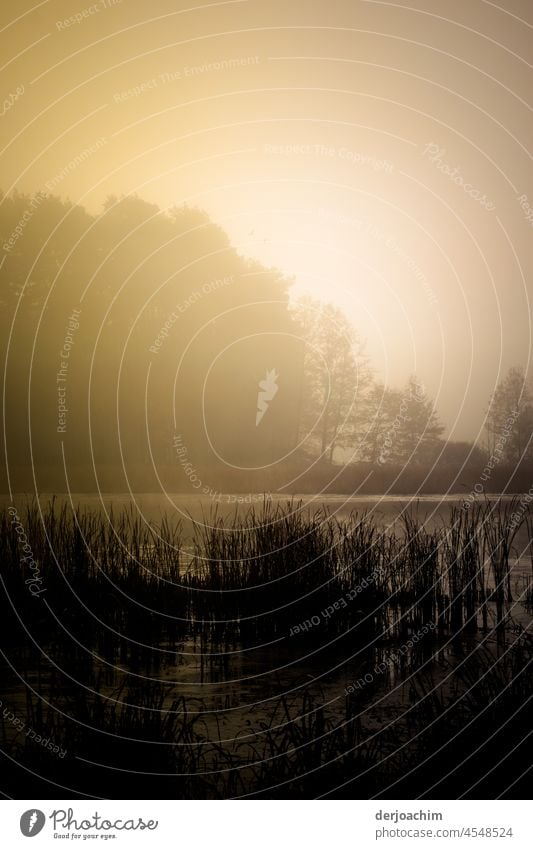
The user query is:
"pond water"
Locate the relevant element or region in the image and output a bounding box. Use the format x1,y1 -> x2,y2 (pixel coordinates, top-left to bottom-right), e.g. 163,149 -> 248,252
2,492 -> 531,764
3,489 -> 532,533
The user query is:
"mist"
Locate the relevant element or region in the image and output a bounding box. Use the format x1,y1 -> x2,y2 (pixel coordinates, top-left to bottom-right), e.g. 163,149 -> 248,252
1,0 -> 533,808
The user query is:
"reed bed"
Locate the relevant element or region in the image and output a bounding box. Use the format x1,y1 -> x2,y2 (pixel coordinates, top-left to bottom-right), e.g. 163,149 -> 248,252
1,497 -> 530,657
2,631 -> 530,799
1,496 -> 531,798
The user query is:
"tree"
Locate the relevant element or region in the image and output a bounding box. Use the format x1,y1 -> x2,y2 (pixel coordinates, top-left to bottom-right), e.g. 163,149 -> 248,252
395,376 -> 444,464
0,188 -> 301,489
366,376 -> 444,466
360,383 -> 404,463
486,366 -> 533,462
291,297 -> 371,463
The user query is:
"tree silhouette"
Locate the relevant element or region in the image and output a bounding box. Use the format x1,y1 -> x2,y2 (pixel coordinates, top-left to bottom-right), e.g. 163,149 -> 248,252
291,297 -> 371,463
486,366 -> 533,462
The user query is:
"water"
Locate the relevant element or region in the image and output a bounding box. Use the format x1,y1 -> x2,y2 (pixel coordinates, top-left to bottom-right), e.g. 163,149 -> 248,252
4,490 -> 532,581
2,492 -> 531,770
3,489 -> 529,532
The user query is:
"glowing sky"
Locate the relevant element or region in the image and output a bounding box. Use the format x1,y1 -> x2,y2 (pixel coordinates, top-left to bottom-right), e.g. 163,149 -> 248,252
2,0 -> 533,440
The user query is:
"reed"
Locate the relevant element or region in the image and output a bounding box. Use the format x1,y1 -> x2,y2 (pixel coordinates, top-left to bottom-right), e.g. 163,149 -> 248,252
1,496 -> 531,797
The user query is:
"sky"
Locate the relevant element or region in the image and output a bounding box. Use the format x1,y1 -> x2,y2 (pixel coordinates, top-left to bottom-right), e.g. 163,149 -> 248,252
2,0 -> 533,441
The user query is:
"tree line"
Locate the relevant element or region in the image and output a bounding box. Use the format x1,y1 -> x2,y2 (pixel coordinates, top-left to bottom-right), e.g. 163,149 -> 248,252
1,188 -> 530,493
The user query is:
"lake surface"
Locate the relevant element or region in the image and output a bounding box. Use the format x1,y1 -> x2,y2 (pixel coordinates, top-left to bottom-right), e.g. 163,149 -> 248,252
3,490 -> 529,529
2,492 -> 532,797
4,491 -> 532,571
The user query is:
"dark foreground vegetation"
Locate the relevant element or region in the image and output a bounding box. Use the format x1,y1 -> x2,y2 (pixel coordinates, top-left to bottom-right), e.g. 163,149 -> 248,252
1,499 -> 532,798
